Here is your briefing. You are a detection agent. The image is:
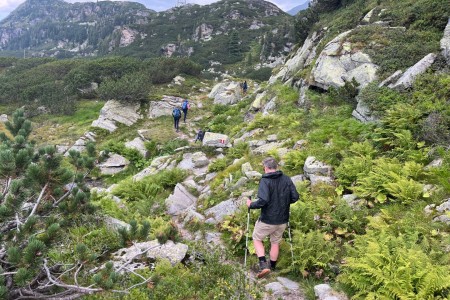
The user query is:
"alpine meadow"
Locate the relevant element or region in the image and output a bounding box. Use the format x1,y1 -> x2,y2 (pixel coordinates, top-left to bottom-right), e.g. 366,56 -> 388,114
0,0 -> 449,299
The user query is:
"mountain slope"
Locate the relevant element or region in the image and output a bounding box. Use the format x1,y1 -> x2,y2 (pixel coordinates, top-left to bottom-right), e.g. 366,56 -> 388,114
0,0 -> 295,67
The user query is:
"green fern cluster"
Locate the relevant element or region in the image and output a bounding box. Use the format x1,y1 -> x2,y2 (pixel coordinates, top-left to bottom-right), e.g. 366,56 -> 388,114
338,231 -> 450,299
351,157 -> 425,204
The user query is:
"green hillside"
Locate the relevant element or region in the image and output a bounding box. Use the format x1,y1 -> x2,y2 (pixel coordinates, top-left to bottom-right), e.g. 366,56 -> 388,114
0,0 -> 449,299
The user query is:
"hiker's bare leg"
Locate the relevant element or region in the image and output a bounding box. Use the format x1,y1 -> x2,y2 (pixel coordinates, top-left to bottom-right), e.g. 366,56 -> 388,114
254,239 -> 265,257
269,243 -> 279,261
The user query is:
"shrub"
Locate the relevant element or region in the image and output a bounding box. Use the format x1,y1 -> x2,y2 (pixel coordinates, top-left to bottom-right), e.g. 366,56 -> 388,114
283,150 -> 308,175
245,67 -> 273,82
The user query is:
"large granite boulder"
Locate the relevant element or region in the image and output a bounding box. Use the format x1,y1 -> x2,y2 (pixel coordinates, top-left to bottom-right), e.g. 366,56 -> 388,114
0,114 -> 7,123
98,154 -> 130,175
310,30 -> 379,90
441,18 -> 450,64
165,183 -> 198,216
269,31 -> 323,84
388,53 -> 437,90
208,81 -> 242,105
148,95 -> 184,118
202,132 -> 231,148
205,198 -> 245,224
251,91 -> 267,110
92,100 -> 142,132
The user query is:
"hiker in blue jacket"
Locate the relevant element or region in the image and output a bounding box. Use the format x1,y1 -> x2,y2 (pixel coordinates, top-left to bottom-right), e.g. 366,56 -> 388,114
182,99 -> 190,123
172,107 -> 182,132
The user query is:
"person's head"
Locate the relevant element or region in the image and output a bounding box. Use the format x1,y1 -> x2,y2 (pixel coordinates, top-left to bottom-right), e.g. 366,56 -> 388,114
262,157 -> 278,173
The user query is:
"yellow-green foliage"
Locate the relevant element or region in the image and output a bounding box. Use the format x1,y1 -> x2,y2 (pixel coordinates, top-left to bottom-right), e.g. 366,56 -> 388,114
352,158 -> 426,204
339,230 -> 450,299
290,230 -> 338,277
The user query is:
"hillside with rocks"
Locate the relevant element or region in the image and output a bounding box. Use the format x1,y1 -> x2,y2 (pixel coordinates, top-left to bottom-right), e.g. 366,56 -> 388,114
0,0 -> 450,299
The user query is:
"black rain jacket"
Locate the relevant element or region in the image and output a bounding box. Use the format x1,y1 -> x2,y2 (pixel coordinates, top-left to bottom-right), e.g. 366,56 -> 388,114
249,171 -> 299,225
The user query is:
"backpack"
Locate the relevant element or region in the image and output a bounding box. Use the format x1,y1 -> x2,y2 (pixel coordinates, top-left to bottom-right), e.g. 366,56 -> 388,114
182,100 -> 189,110
172,108 -> 181,118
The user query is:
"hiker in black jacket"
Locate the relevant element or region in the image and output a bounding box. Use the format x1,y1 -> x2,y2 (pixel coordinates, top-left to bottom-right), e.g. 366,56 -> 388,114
246,157 -> 299,278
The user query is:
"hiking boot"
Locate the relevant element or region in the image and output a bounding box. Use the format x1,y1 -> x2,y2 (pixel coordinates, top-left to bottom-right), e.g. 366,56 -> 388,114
257,261 -> 271,279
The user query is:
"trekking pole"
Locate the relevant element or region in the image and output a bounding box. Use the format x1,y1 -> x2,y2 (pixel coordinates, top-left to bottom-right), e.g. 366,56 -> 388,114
244,196 -> 251,268
287,219 -> 294,262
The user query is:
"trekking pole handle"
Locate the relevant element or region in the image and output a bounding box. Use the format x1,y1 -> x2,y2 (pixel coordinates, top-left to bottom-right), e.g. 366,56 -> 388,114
248,195 -> 251,212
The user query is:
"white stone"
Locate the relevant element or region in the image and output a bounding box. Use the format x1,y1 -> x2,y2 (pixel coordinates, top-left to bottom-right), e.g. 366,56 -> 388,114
165,183 -> 197,216
389,53 -> 437,90
441,18 -> 450,64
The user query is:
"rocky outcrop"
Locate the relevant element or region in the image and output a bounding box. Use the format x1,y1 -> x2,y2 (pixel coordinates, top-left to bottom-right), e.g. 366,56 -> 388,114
133,155 -> 175,181
0,114 -> 8,123
265,277 -> 303,300
148,95 -> 185,118
388,53 -> 437,90
208,81 -> 242,105
352,97 -> 378,123
303,156 -> 332,177
98,153 -> 130,175
165,183 -> 198,216
92,100 -> 142,132
441,18 -> 450,64
310,30 -> 379,90
65,131 -> 96,155
177,152 -> 210,176
425,198 -> 450,225
205,198 -> 244,224
194,24 -> 213,41
251,91 -> 267,110
269,31 -> 322,84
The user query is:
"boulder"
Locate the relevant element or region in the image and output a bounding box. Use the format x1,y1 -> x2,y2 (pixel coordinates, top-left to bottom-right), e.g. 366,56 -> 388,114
309,175 -> 334,186
65,131 -> 97,155
263,96 -> 277,115
291,175 -> 307,185
441,18 -> 450,64
98,154 -> 130,175
378,70 -> 403,87
103,216 -> 130,231
303,156 -> 332,177
165,183 -> 198,216
202,132 -> 231,148
267,134 -> 278,142
251,91 -> 267,110
133,155 -> 173,181
125,137 -> 149,158
173,75 -> 186,85
112,240 -> 188,267
310,30 -> 379,90
293,140 -> 307,150
264,277 -> 302,300
389,53 -> 437,90
352,97 -> 378,123
205,198 -> 244,224
0,114 -> 7,123
208,81 -> 242,105
191,152 -> 210,168
148,95 -> 184,118
91,100 -> 141,132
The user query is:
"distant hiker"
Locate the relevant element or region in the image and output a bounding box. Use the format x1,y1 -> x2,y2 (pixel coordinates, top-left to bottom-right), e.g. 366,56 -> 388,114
246,157 -> 299,278
243,80 -> 248,95
194,129 -> 205,143
182,99 -> 190,123
172,107 -> 182,132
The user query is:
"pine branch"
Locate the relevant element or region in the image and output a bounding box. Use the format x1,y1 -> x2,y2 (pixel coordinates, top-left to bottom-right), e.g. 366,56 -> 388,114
26,182 -> 48,223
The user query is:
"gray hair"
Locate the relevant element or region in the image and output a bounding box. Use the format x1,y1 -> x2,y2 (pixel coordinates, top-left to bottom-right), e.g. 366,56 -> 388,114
262,157 -> 278,170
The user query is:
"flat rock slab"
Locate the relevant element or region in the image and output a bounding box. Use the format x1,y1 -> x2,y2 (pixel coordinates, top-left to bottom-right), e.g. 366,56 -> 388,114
165,183 -> 198,216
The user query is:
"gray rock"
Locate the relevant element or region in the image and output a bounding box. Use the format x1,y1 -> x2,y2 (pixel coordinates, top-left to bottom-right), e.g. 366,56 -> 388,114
265,282 -> 285,295
251,142 -> 284,155
91,100 -> 141,132
98,154 -> 129,175
441,18 -> 450,64
191,152 -> 210,168
361,7 -> 376,24
267,134 -> 278,142
293,140 -> 307,150
133,155 -> 173,181
208,81 -> 242,105
251,91 -> 267,110
269,31 -> 323,84
378,70 -> 403,87
433,215 -> 450,224
165,183 -> 198,216
233,128 -> 264,144
241,162 -> 254,174
148,95 -> 184,118
245,171 -> 262,180
352,97 -> 378,123
425,158 -> 443,169
291,175 -> 307,185
125,137 -> 149,158
202,132 -> 231,148
436,198 -> 450,213
231,177 -> 249,190
304,156 -> 332,177
314,283 -> 348,300
263,96 -> 277,115
0,114 -> 8,123
277,277 -> 299,290
310,30 -> 379,90
104,216 -> 130,231
248,140 -> 267,149
389,53 -> 437,90
182,208 -> 205,224
204,198 -> 244,224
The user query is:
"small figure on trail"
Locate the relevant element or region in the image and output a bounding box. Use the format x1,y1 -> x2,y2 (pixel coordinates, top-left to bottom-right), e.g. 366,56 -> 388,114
182,98 -> 190,123
242,80 -> 248,95
194,129 -> 205,143
246,157 -> 299,278
172,106 -> 182,132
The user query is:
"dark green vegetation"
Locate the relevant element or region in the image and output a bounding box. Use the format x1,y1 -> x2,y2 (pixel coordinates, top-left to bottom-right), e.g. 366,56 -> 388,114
0,0 -> 449,299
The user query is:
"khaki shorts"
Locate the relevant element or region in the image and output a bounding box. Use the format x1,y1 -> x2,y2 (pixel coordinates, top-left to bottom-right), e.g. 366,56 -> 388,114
252,220 -> 287,244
